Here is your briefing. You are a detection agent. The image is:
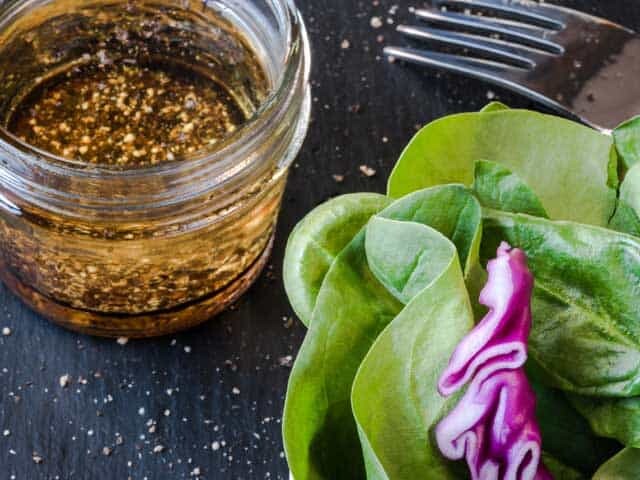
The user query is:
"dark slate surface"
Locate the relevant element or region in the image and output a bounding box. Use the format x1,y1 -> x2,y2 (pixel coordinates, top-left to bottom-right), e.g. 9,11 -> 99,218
0,1 -> 638,479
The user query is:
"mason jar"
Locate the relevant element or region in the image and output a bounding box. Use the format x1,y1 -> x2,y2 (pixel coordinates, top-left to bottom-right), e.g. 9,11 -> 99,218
0,0 -> 311,336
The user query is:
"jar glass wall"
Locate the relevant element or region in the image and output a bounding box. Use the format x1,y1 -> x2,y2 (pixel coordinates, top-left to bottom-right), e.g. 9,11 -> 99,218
0,0 -> 311,336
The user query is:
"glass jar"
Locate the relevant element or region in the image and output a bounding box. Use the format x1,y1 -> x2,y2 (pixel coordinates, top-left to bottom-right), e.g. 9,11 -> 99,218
0,0 -> 311,337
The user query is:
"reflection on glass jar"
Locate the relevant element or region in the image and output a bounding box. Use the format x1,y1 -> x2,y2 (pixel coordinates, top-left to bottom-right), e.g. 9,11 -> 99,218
0,0 -> 311,337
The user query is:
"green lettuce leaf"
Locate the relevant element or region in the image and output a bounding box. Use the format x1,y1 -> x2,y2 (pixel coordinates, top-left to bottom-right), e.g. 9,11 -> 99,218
482,210 -> 640,397
473,160 -> 548,218
526,363 -> 621,474
282,186 -> 482,480
594,448 -> 640,479
570,394 -> 640,448
480,101 -> 509,113
387,109 -> 617,226
614,116 -> 640,170
283,193 -> 391,326
541,454 -> 586,480
610,163 -> 640,237
351,217 -> 473,479
284,230 -> 401,480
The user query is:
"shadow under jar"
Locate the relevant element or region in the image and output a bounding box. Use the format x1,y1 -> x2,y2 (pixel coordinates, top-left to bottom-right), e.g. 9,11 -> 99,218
0,0 -> 311,337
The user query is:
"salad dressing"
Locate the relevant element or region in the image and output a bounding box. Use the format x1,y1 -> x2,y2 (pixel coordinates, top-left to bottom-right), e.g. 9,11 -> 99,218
0,0 -> 312,336
3,3 -> 269,167
8,61 -> 250,166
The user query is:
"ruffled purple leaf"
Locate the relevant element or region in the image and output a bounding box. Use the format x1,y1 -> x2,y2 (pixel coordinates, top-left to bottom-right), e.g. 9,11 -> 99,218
437,370 -> 552,480
435,242 -> 551,480
438,243 -> 533,396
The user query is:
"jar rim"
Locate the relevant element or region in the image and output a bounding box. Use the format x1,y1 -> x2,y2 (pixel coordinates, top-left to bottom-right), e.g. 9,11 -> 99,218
0,0 -> 311,189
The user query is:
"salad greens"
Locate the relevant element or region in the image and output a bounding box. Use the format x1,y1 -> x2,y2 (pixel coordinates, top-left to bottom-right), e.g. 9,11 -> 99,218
481,210 -> 640,397
613,116 -> 640,169
353,217 -> 473,479
283,186 -> 482,479
570,395 -> 640,448
610,163 -> 640,237
283,105 -> 640,479
387,109 -> 617,226
472,160 -> 548,218
283,193 -> 391,326
541,455 -> 584,480
480,101 -> 510,113
594,449 -> 640,479
531,379 -> 620,475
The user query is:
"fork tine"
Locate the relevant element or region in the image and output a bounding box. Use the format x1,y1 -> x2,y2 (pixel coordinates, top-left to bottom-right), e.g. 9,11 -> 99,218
433,0 -> 565,30
397,25 -> 537,69
415,8 -> 564,54
384,46 -> 523,81
383,46 -> 559,110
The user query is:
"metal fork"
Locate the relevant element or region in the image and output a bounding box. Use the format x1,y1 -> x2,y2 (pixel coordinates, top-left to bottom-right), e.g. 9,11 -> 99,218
384,0 -> 640,131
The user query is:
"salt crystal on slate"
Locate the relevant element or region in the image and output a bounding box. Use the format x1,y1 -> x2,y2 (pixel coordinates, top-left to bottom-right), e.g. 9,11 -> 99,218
359,165 -> 376,177
59,374 -> 71,388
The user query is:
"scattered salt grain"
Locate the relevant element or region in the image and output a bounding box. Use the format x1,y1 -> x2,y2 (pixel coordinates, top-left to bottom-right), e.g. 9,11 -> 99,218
359,165 -> 377,177
59,374 -> 71,388
278,355 -> 293,368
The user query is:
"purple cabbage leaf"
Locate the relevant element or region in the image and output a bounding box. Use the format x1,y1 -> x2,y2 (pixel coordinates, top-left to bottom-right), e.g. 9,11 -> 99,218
436,242 -> 551,480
